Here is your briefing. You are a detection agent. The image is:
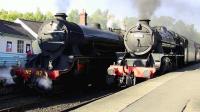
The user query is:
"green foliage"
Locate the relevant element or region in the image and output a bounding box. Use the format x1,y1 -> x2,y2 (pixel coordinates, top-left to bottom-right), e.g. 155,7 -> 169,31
151,16 -> 175,29
172,21 -> 200,42
0,9 -> 53,22
67,9 -> 110,29
68,8 -> 200,42
123,17 -> 138,30
1,8 -> 199,42
151,16 -> 200,42
68,9 -> 79,23
88,9 -> 109,29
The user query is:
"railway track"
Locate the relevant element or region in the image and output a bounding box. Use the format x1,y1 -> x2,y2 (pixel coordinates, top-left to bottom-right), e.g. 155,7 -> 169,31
0,96 -> 41,112
0,91 -> 42,112
0,86 -> 15,96
24,87 -> 120,112
0,86 -> 120,112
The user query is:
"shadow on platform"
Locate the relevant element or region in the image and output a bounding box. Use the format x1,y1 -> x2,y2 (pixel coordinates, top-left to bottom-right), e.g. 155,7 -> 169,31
175,63 -> 200,72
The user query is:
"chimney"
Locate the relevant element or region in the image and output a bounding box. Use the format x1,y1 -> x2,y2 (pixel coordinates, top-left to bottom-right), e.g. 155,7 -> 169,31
138,19 -> 151,26
55,13 -> 67,20
79,9 -> 88,26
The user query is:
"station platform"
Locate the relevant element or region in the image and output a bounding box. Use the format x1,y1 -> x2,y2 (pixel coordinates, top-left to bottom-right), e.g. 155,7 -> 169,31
72,63 -> 200,112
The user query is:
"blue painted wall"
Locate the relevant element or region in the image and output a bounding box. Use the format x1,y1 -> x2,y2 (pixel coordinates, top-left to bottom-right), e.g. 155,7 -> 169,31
0,52 -> 26,67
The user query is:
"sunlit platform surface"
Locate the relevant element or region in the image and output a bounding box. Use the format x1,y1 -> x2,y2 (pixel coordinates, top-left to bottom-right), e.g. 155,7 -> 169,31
72,63 -> 200,112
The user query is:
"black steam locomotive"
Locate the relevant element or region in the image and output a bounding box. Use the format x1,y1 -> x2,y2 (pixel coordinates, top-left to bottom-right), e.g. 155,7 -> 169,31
107,19 -> 200,87
11,13 -> 124,91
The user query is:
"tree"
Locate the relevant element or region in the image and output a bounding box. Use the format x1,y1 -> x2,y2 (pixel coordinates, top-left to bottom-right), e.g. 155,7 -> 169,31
123,17 -> 138,30
151,16 -> 175,29
22,12 -> 34,20
172,20 -> 200,42
44,11 -> 54,20
34,8 -> 44,21
88,9 -> 109,29
68,9 -> 79,23
0,9 -> 54,22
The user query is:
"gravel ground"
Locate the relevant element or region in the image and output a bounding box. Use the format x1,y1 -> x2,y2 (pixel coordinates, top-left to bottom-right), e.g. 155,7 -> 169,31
25,88 -> 120,112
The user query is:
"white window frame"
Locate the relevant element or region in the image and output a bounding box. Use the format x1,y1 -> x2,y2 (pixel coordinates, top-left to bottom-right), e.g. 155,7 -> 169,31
17,40 -> 24,53
6,41 -> 12,52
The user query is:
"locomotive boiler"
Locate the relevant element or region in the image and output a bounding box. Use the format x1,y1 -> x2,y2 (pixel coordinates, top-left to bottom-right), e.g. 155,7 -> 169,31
107,19 -> 200,87
11,13 -> 124,91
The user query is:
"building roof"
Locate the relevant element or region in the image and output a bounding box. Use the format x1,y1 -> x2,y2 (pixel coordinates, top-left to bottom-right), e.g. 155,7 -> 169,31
18,19 -> 43,34
0,19 -> 34,40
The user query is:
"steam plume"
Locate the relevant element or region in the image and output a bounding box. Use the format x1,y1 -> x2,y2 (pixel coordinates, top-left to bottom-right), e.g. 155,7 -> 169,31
133,0 -> 161,19
53,0 -> 70,13
0,67 -> 15,86
36,77 -> 52,91
107,19 -> 115,28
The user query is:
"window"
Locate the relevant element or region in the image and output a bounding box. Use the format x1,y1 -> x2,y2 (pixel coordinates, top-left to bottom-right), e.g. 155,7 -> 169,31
26,44 -> 31,53
17,40 -> 24,53
6,41 -> 12,52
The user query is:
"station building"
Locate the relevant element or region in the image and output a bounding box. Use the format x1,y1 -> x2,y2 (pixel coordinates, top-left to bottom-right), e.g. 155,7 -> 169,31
0,20 -> 35,67
15,19 -> 43,54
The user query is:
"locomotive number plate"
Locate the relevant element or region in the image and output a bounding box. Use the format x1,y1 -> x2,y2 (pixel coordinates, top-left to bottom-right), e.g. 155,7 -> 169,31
35,70 -> 44,77
134,33 -> 144,38
24,70 -> 32,76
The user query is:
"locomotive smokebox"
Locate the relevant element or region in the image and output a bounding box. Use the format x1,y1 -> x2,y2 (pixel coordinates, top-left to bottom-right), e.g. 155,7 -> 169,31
125,19 -> 154,56
138,19 -> 151,26
55,13 -> 67,20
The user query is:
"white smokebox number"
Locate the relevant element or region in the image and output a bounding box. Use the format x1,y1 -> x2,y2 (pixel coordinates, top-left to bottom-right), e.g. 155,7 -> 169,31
134,33 -> 144,38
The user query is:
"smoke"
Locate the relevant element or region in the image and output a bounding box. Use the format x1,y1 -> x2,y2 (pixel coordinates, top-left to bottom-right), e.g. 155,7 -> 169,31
107,14 -> 121,29
107,13 -> 115,28
107,19 -> 115,28
0,67 -> 15,86
53,0 -> 70,13
32,40 -> 41,54
151,16 -> 200,43
36,77 -> 53,91
133,0 -> 161,19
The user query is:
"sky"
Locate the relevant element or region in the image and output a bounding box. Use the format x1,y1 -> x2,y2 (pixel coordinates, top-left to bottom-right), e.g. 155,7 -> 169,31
0,0 -> 200,31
